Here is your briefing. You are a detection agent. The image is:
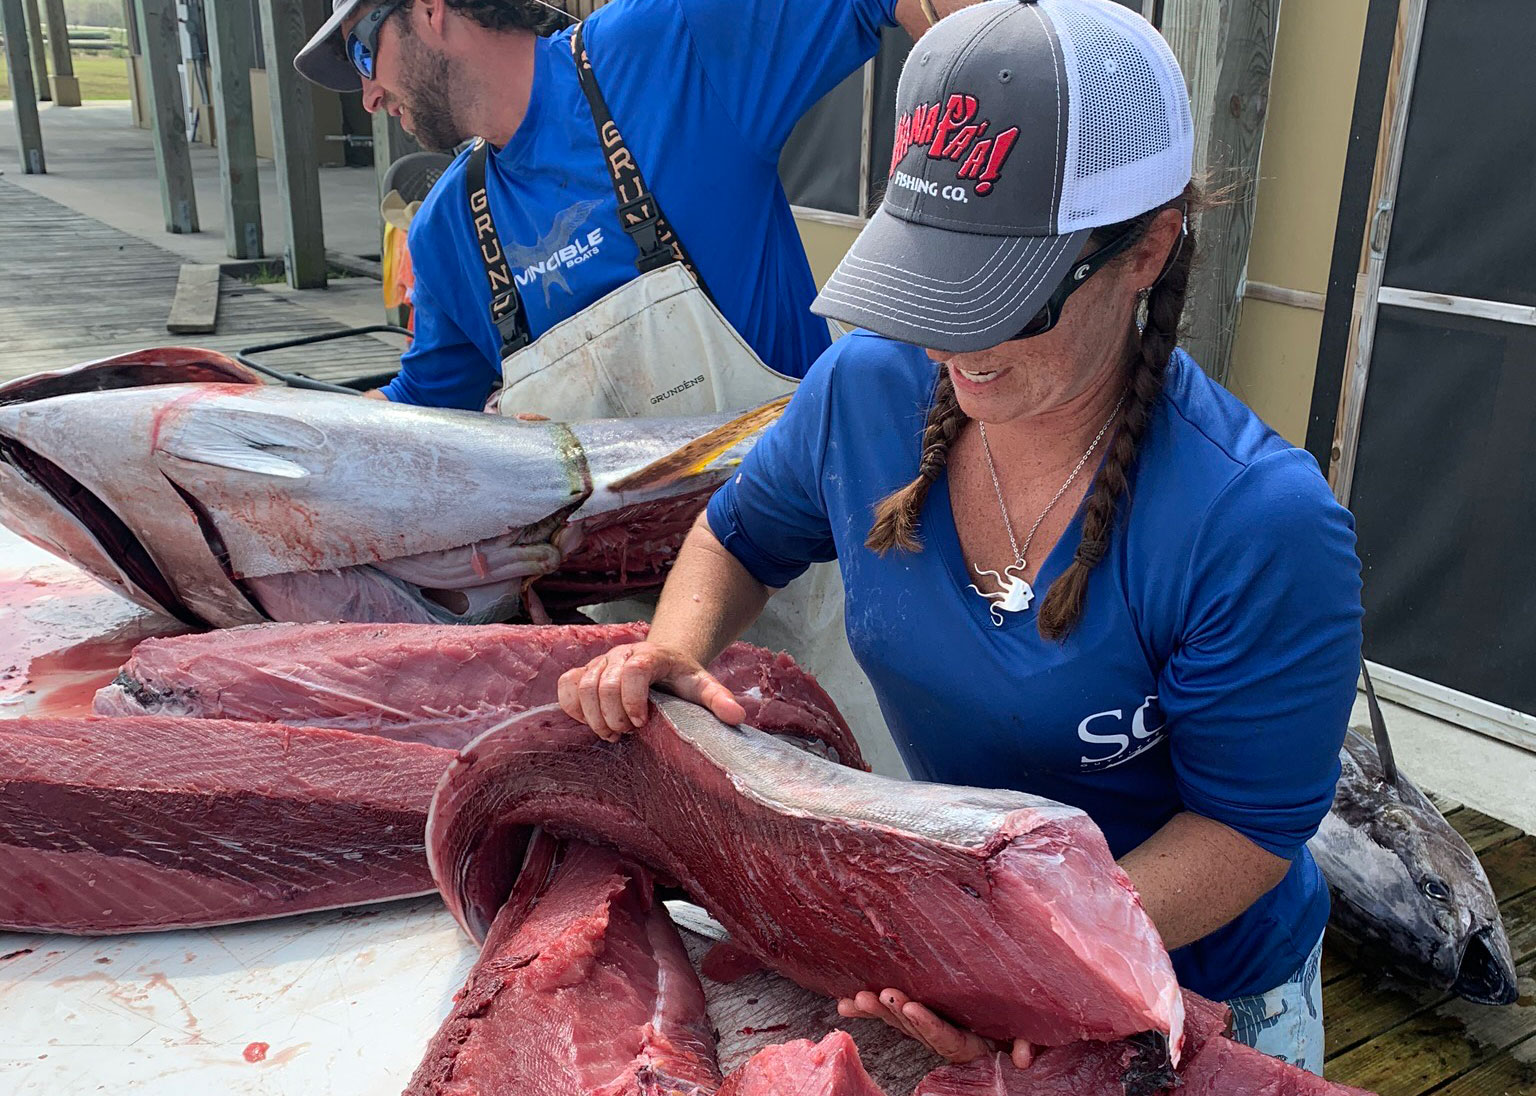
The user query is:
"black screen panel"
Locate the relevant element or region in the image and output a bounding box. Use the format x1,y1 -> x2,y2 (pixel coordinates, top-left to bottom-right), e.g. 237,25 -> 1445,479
1352,305 -> 1536,714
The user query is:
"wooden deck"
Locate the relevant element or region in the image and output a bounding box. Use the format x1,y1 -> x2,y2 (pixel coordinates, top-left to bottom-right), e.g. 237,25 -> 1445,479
0,179 -> 401,385
1322,800 -> 1536,1094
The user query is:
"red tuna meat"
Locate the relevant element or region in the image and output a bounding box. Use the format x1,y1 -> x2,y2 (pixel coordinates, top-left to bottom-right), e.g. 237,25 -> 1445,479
96,621 -> 862,763
718,1032 -> 890,1096
0,716 -> 450,934
427,694 -> 1184,1055
916,991 -> 1377,1096
405,832 -> 721,1096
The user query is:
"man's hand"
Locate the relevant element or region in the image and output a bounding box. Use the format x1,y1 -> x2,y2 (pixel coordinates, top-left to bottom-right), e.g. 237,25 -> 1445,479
363,388 -> 390,401
837,988 -> 1035,1069
556,641 -> 747,741
894,0 -> 975,39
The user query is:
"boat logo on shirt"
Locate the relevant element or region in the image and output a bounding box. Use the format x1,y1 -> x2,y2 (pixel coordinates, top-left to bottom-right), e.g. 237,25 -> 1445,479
505,198 -> 606,308
1077,695 -> 1167,772
890,94 -> 1021,198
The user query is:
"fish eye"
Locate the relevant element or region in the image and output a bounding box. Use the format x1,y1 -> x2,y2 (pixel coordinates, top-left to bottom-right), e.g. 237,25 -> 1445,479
1421,878 -> 1451,902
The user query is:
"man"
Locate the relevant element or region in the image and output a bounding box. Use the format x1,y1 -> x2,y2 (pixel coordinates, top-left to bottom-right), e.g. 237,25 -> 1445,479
296,0 -> 961,413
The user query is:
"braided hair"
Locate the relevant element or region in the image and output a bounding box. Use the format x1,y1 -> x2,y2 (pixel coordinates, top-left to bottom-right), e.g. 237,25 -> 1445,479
867,181 -> 1201,641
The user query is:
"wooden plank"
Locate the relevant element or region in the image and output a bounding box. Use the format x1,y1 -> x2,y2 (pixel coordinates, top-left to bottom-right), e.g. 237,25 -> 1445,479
0,0 -> 46,173
1448,809 -> 1524,856
40,0 -> 78,106
1323,966 -> 1440,1060
1158,0 -> 1281,385
257,0 -> 328,290
1430,792 -> 1466,815
1429,1032 -> 1536,1096
1503,886 -> 1536,967
204,0 -> 264,260
1325,953 -> 1536,1095
132,0 -> 200,234
1482,838 -> 1536,904
20,0 -> 47,101
165,265 -> 222,334
1323,938 -> 1357,985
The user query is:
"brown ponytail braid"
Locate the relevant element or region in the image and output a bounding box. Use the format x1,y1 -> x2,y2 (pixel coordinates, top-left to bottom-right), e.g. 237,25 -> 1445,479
866,369 -> 968,554
867,182 -> 1202,640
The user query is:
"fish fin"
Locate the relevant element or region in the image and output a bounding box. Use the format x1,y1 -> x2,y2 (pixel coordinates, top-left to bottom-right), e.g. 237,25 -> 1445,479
157,409 -> 326,479
609,396 -> 790,493
1360,659 -> 1400,788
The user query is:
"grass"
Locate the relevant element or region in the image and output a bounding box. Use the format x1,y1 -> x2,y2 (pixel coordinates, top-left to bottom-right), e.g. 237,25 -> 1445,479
0,51 -> 133,101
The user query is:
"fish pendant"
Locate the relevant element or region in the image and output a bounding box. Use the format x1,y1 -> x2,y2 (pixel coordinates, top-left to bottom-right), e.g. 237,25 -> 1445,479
968,559 -> 1034,627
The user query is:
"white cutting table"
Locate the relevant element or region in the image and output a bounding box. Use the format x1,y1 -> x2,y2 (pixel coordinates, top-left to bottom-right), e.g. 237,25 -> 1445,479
0,900 -> 480,1094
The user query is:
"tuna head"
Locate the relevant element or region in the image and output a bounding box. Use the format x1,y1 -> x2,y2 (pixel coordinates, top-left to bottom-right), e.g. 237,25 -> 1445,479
1309,729 -> 1518,1005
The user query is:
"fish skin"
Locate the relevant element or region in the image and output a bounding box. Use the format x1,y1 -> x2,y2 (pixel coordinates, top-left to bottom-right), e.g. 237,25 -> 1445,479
0,350 -> 782,628
1308,728 -> 1518,1006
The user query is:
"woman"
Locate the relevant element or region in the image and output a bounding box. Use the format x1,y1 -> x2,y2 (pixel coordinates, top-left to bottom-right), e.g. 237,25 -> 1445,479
557,0 -> 1362,1075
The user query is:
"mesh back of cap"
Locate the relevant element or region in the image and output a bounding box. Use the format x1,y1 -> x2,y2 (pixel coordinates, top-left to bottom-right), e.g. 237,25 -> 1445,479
1048,0 -> 1194,232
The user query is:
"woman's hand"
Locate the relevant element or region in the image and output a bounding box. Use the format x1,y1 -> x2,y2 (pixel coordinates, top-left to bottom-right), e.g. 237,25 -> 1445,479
556,642 -> 747,741
837,989 -> 1035,1069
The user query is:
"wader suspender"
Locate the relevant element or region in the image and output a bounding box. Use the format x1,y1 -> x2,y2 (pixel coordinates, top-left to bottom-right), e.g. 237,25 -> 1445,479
467,24 -> 714,358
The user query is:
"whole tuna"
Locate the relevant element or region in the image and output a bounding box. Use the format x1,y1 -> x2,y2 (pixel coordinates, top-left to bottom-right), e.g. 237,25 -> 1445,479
1308,669 -> 1518,1005
0,348 -> 785,628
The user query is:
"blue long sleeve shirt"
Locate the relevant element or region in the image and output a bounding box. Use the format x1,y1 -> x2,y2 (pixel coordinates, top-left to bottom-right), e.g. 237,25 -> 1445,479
386,0 -> 899,408
707,331 -> 1365,1000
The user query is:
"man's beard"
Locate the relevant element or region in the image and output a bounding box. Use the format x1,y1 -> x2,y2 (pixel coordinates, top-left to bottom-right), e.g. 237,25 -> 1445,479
395,36 -> 464,152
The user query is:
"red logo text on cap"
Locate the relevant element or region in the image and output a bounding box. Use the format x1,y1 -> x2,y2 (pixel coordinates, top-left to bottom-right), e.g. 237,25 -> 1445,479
891,94 -> 1020,197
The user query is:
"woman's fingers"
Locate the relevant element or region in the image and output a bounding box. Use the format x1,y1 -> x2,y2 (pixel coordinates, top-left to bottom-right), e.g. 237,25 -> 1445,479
1010,1039 -> 1036,1070
670,669 -> 747,726
895,997 -> 990,1063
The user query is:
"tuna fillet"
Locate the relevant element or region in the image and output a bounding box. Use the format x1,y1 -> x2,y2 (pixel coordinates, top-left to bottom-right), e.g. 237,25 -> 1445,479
406,832 -> 720,1096
0,716 -> 450,934
717,1033 -> 889,1096
427,694 -> 1183,1054
916,991 -> 1377,1096
96,621 -> 862,763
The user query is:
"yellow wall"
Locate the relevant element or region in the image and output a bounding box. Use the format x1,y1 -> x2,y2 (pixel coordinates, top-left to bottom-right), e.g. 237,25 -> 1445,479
1228,0 -> 1371,443
795,216 -> 863,291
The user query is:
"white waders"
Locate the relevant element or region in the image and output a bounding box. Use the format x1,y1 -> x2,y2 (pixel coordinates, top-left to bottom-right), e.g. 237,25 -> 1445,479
459,26 -> 898,773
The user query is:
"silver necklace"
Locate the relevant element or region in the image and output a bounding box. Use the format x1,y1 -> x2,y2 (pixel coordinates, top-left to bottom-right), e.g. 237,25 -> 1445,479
968,395 -> 1124,626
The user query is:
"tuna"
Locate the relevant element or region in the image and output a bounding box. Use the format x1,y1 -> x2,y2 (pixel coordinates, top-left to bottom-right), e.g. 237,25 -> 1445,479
0,716 -> 451,934
0,347 -> 786,628
1308,668 -> 1518,1005
405,832 -> 721,1096
426,693 -> 1185,1057
94,621 -> 862,762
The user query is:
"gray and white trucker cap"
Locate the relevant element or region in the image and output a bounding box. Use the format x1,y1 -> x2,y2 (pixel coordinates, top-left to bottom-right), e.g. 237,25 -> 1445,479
813,0 -> 1194,352
295,0 -> 370,93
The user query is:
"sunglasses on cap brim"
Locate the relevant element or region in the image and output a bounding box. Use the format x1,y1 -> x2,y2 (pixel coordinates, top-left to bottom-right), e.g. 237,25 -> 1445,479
1008,206 -> 1188,341
347,0 -> 407,81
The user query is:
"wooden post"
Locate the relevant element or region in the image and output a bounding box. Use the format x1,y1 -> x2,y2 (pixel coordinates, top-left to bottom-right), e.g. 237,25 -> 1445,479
133,0 -> 200,233
1,0 -> 46,172
372,111 -> 420,207
1159,0 -> 1282,386
258,0 -> 327,289
204,0 -> 264,259
21,0 -> 48,101
40,0 -> 79,106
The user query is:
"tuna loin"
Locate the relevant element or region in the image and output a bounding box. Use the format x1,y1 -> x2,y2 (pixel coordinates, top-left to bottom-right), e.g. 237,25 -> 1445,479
406,832 -> 721,1096
427,693 -> 1184,1054
916,992 -> 1377,1096
0,717 -> 450,934
716,1032 -> 889,1096
95,621 -> 862,763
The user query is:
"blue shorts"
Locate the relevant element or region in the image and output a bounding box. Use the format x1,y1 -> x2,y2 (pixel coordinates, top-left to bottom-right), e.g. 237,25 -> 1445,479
1223,931 -> 1326,1075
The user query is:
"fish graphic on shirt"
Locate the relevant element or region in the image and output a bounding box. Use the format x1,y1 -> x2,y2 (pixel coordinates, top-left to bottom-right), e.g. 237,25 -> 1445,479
508,199 -> 607,308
